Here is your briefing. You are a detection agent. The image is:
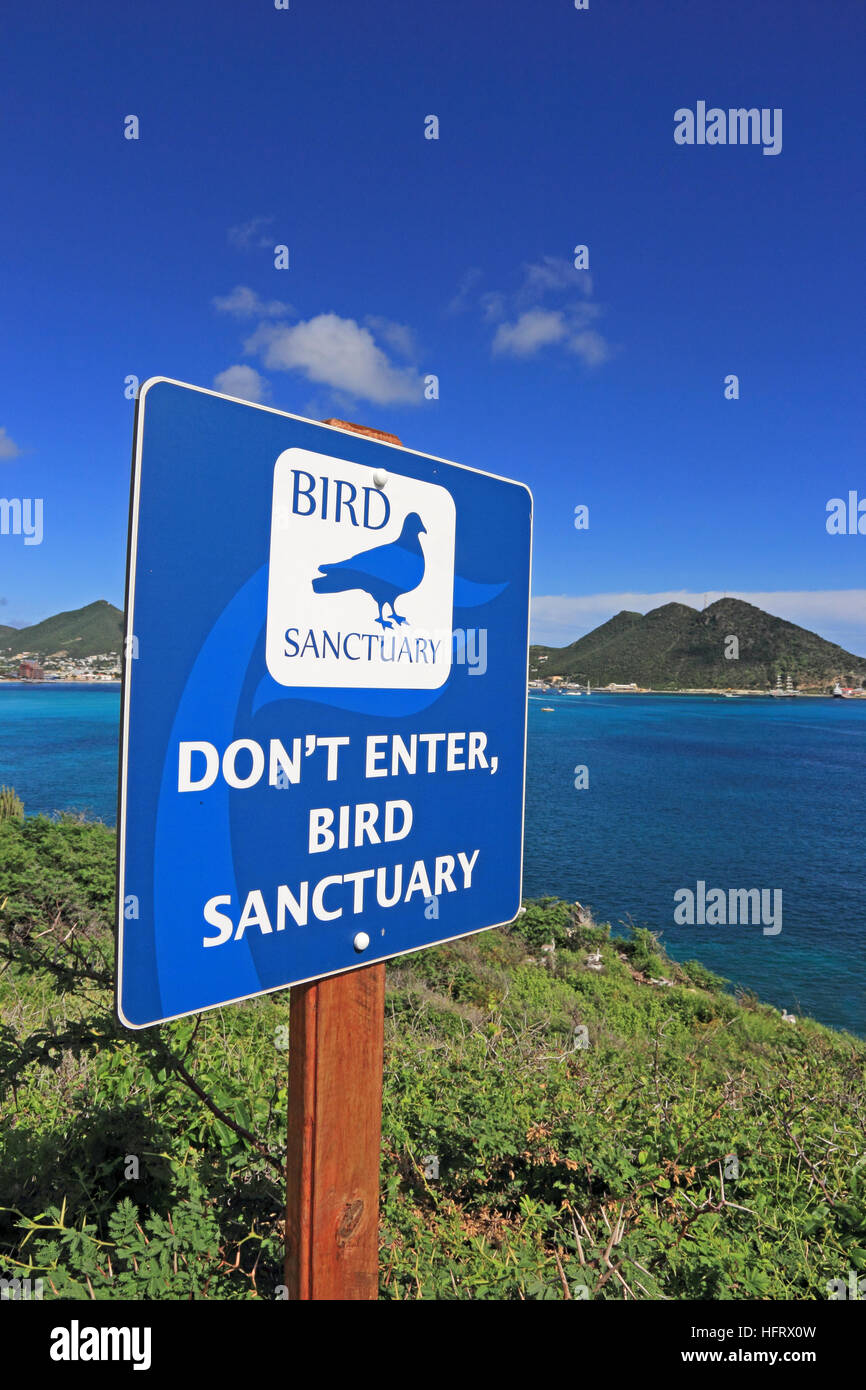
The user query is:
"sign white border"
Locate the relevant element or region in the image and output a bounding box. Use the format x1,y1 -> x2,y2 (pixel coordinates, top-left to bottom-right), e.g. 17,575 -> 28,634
116,377 -> 533,1029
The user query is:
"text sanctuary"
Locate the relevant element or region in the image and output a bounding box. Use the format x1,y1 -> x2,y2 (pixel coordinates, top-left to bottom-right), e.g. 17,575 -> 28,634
202,849 -> 480,947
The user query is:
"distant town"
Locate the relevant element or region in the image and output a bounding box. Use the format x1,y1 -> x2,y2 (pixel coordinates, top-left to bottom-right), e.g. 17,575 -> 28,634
530,671 -> 638,693
528,673 -> 865,697
0,599 -> 123,680
1,651 -> 120,682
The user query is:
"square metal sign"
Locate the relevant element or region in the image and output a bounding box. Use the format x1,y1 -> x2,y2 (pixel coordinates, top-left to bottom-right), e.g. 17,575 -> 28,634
117,378 -> 532,1028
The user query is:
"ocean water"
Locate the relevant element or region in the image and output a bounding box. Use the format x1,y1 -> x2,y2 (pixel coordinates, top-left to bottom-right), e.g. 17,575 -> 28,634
0,683 -> 863,1034
525,692 -> 865,1036
0,683 -> 121,825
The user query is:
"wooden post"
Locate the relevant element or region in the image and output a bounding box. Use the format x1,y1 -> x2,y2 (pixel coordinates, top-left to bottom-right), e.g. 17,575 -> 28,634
285,963 -> 386,1299
284,418 -> 403,1301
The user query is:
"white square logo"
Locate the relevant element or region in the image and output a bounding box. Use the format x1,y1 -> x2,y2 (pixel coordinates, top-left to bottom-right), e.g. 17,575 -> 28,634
266,447 -> 456,689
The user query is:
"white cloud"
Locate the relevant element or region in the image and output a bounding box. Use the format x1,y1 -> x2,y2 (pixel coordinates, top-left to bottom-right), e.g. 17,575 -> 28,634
363,315 -> 416,360
493,303 -> 610,362
446,257 -> 607,362
493,308 -> 568,356
213,364 -> 270,403
228,216 -> 274,250
480,290 -> 506,323
521,255 -> 592,301
531,590 -> 866,655
446,267 -> 483,315
568,329 -> 611,366
213,285 -> 293,318
484,256 -> 610,363
0,428 -> 22,460
244,314 -> 424,406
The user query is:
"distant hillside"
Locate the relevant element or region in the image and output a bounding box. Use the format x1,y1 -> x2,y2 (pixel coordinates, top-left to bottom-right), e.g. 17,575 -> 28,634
531,598 -> 866,690
0,600 -> 123,659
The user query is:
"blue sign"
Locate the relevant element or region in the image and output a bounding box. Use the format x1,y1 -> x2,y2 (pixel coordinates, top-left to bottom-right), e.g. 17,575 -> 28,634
117,378 -> 532,1027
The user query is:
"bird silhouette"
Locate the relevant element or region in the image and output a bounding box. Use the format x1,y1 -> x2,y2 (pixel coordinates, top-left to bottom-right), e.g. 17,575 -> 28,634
311,511 -> 427,628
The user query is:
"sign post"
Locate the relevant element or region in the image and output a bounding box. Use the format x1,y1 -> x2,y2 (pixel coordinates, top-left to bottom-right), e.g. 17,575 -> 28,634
285,420 -> 398,1301
117,379 -> 532,1298
285,961 -> 385,1298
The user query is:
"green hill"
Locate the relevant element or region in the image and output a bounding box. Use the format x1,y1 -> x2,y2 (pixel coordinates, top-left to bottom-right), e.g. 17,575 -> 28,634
0,600 -> 123,659
532,598 -> 866,690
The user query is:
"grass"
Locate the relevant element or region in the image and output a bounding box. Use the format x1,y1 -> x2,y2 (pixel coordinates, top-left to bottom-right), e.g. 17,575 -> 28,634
1,814 -> 864,1299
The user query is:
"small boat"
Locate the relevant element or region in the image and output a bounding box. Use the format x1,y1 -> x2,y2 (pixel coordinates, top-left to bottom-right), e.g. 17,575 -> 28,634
833,682 -> 854,699
541,706 -> 555,712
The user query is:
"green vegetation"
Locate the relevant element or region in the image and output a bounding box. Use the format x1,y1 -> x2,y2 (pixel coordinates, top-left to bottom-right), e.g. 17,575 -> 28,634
0,600 -> 122,661
531,597 -> 866,690
0,786 -> 24,822
1,812 -> 864,1300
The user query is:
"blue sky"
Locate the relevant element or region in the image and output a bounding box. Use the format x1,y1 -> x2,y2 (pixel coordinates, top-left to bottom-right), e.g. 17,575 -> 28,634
1,0 -> 864,650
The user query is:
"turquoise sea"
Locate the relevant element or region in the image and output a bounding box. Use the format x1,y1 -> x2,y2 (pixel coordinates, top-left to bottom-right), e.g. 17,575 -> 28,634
1,682 -> 863,1034
0,683 -> 121,825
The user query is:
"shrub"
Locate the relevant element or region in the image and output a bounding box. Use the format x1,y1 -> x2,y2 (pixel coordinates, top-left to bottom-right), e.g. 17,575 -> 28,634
2,817 -> 864,1301
0,786 -> 24,822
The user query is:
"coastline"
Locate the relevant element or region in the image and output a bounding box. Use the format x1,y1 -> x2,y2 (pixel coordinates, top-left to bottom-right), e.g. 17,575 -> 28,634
0,678 -> 120,686
530,687 -> 861,698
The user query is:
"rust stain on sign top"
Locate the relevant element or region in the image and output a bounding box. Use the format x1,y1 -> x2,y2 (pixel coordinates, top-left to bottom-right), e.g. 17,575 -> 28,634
321,418 -> 404,447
